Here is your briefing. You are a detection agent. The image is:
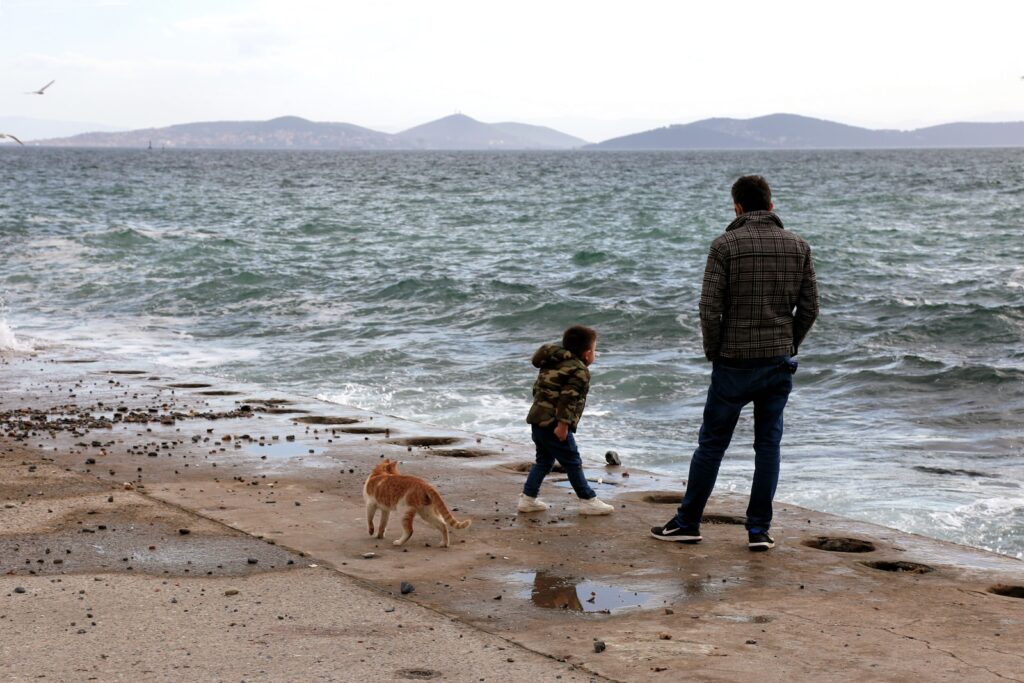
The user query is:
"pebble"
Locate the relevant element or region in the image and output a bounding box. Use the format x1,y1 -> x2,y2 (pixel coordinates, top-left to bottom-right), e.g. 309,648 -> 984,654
604,450 -> 621,466
664,608 -> 674,615
247,558 -> 258,565
361,553 -> 376,559
224,589 -> 239,596
659,632 -> 672,640
178,528 -> 191,535
593,640 -> 607,653
400,582 -> 414,595
14,587 -> 26,594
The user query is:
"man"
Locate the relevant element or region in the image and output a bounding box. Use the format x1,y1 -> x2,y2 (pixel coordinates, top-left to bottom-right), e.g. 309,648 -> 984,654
651,175 -> 819,551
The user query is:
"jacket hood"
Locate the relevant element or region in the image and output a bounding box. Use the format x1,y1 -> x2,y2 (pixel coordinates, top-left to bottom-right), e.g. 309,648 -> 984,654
532,344 -> 579,369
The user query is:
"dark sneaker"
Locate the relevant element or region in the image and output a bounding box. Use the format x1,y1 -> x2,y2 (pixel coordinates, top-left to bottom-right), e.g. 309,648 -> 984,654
650,519 -> 702,543
748,531 -> 775,551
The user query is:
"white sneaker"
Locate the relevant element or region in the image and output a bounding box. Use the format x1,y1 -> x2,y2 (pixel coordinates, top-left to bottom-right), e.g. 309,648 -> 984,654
517,493 -> 549,513
579,497 -> 614,515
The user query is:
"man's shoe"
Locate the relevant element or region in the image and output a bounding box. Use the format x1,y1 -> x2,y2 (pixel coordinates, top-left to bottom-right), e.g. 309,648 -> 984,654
579,497 -> 614,515
517,494 -> 549,513
650,519 -> 702,543
748,531 -> 775,551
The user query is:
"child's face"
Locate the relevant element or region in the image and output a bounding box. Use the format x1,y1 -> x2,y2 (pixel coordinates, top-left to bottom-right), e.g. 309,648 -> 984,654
581,341 -> 597,367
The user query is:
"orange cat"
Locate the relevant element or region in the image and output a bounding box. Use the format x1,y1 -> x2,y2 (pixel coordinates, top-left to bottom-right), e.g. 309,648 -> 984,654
363,459 -> 471,548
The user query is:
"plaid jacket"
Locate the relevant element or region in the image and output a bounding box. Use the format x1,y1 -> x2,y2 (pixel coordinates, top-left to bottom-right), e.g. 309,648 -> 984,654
699,211 -> 819,360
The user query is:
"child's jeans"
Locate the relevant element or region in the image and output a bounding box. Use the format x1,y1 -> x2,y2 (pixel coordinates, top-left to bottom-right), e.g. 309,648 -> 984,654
524,424 -> 596,500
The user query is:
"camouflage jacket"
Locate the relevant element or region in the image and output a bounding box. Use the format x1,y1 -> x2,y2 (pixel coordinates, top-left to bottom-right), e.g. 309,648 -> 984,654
525,344 -> 590,432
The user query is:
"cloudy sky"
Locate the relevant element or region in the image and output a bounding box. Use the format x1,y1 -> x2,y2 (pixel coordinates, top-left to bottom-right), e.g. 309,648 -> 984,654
1,0 -> 1022,140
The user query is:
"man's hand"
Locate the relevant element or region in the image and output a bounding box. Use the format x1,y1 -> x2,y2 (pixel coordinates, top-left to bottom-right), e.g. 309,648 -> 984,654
554,421 -> 569,442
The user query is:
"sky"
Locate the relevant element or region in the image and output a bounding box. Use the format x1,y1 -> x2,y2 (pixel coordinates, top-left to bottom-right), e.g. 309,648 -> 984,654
1,0 -> 1023,141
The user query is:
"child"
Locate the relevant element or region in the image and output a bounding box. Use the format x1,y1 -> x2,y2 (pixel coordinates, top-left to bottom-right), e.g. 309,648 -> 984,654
518,325 -> 614,515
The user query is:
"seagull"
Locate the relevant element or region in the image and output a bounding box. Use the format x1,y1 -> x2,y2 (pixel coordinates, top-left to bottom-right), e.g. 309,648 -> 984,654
0,133 -> 25,146
26,80 -> 54,95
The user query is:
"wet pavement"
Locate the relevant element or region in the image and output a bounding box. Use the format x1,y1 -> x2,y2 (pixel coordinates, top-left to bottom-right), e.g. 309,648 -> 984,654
3,351 -> 1024,682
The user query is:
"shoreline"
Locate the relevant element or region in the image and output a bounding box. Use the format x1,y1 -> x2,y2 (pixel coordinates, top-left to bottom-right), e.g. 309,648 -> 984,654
2,349 -> 1023,681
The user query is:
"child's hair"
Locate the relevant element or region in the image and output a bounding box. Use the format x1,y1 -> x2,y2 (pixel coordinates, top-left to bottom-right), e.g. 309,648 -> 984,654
562,325 -> 597,358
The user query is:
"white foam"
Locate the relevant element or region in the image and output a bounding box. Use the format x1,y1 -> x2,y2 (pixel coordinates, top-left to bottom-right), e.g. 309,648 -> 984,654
0,317 -> 34,353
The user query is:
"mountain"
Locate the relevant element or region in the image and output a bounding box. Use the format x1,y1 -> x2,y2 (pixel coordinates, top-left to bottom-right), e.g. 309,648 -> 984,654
37,116 -> 404,150
587,114 -> 1024,150
490,122 -> 588,148
30,114 -> 586,150
397,114 -> 584,149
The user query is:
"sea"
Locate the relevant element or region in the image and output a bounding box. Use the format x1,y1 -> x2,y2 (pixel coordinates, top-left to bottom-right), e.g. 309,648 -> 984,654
1,147 -> 1022,559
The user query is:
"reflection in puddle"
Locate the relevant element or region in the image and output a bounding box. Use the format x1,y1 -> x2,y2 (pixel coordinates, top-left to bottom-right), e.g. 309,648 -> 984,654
509,571 -> 654,613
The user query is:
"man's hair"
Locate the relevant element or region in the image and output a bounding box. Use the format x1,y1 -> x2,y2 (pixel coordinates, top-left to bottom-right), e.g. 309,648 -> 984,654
562,325 -> 597,357
731,175 -> 772,212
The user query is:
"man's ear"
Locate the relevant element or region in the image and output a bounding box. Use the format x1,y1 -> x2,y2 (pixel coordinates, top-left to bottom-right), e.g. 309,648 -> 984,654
768,201 -> 774,211
734,202 -> 744,216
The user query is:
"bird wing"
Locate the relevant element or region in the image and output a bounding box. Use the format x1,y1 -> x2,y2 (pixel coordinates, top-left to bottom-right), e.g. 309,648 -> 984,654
39,80 -> 55,92
1,133 -> 25,145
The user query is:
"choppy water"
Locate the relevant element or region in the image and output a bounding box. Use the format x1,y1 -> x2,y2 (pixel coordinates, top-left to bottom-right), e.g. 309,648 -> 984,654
1,147 -> 1022,558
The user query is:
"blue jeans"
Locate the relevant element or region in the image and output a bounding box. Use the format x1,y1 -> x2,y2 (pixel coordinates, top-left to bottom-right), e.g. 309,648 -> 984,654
524,424 -> 596,500
674,356 -> 794,532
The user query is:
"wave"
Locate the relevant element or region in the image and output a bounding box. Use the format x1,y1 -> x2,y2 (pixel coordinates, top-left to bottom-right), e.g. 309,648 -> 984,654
0,317 -> 34,353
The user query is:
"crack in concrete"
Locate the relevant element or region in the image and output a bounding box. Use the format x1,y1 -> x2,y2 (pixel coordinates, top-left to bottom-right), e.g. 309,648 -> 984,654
884,629 -> 1024,683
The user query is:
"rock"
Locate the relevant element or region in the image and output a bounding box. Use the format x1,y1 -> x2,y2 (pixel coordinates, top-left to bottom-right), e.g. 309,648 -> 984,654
400,582 -> 414,595
593,640 -> 607,653
664,608 -> 674,615
13,587 -> 26,594
361,552 -> 375,559
746,639 -> 758,645
247,558 -> 258,565
224,588 -> 239,596
659,632 -> 672,640
178,528 -> 191,535
604,450 -> 621,466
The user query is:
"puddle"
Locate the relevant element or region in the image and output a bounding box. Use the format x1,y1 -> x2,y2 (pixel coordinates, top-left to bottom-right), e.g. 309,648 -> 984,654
428,449 -> 495,458
396,670 -> 441,681
199,390 -> 242,396
389,437 -> 462,447
702,513 -> 745,525
339,427 -> 390,434
503,461 -> 566,474
860,560 -> 935,574
167,383 -> 213,389
803,536 -> 877,553
642,492 -> 683,504
508,571 -> 656,613
0,529 -> 302,577
988,585 -> 1024,599
292,416 -> 361,425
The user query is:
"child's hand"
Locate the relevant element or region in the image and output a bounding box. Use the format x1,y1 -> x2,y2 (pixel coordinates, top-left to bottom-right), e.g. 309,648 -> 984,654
554,422 -> 569,442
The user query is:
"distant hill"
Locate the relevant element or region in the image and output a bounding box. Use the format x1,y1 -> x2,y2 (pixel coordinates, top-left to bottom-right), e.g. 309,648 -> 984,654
32,114 -> 587,150
37,116 -> 403,150
397,114 -> 585,149
587,114 -> 1024,150
25,113 -> 1024,151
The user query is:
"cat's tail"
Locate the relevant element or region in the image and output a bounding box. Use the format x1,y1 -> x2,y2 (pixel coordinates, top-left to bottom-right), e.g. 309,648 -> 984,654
432,492 -> 471,529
